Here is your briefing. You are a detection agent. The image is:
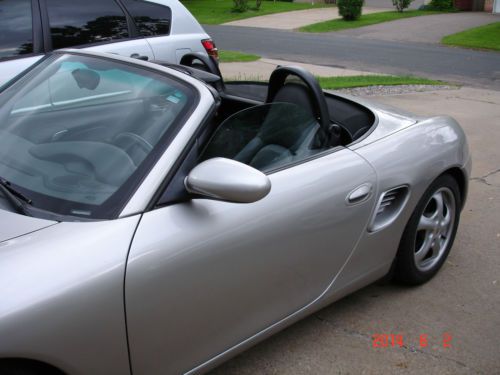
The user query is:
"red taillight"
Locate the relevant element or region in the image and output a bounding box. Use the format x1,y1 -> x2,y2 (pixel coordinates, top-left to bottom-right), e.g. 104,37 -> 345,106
201,38 -> 219,60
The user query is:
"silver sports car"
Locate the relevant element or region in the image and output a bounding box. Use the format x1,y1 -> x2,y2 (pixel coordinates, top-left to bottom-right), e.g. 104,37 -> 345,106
0,50 -> 470,375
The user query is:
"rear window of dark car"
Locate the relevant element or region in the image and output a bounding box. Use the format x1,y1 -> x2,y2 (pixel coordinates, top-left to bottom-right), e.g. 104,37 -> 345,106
121,0 -> 171,36
46,0 -> 129,49
0,0 -> 34,59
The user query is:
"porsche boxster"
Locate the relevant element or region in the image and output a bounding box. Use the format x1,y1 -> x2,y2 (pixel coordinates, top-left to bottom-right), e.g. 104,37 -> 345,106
0,50 -> 471,375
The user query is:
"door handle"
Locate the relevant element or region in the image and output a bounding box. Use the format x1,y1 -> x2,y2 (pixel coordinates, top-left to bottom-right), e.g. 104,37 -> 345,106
130,53 -> 149,61
347,183 -> 372,204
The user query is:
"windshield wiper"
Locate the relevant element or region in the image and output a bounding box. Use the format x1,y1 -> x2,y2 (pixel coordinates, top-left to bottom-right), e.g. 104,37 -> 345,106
0,177 -> 33,216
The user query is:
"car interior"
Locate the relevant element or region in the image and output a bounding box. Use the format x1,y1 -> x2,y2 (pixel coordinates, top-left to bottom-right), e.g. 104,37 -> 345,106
160,53 -> 375,147
154,53 -> 376,176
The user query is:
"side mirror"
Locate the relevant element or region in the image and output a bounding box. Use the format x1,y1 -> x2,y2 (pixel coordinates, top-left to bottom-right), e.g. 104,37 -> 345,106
185,158 -> 271,203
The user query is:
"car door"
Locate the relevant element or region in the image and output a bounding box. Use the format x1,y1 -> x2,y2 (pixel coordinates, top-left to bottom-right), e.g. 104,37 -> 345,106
125,104 -> 377,374
118,0 -> 212,63
118,0 -> 177,62
41,0 -> 154,61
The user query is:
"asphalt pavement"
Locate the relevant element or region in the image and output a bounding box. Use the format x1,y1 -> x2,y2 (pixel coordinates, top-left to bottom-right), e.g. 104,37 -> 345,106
338,12 -> 498,43
205,24 -> 500,89
209,86 -> 500,375
365,0 -> 425,8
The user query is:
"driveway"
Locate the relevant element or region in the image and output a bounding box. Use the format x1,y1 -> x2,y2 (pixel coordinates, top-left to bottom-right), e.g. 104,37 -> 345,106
222,7 -> 387,30
209,87 -> 500,374
338,12 -> 500,43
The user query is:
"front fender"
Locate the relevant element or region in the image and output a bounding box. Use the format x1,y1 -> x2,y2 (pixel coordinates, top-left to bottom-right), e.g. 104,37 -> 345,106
0,216 -> 140,375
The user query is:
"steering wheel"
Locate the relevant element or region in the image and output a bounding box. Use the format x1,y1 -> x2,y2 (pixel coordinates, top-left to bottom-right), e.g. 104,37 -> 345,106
113,132 -> 153,164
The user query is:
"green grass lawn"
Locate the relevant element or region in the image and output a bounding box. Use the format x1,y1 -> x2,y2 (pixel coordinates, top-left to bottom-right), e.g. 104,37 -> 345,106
225,73 -> 448,88
317,75 -> 448,89
299,10 -> 449,33
219,50 -> 261,63
442,22 -> 500,51
181,0 -> 332,25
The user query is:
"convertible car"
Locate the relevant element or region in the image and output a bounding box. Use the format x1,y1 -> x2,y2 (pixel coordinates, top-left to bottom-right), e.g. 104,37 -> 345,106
0,50 -> 470,375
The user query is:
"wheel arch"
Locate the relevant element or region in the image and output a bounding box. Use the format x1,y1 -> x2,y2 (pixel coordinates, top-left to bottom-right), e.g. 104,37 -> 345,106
439,166 -> 467,210
0,358 -> 66,375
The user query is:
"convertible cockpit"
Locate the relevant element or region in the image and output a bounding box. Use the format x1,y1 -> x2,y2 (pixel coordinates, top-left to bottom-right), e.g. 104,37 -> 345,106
0,51 -> 375,219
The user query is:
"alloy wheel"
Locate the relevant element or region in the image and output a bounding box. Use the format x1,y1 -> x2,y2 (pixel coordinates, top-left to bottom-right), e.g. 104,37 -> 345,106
414,187 -> 456,272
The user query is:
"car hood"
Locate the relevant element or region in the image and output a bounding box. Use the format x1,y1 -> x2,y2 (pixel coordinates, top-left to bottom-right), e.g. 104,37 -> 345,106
0,208 -> 58,244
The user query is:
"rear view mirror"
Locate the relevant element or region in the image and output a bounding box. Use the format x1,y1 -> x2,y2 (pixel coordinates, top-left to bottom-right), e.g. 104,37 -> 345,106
71,69 -> 100,90
185,158 -> 271,203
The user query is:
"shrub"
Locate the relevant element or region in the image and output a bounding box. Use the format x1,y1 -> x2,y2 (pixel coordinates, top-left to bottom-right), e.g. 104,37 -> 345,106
233,0 -> 249,12
233,0 -> 264,12
392,0 -> 413,11
426,0 -> 454,9
338,0 -> 364,21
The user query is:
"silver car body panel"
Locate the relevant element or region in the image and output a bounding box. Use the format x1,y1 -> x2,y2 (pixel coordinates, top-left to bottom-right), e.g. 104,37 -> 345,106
0,56 -> 45,89
0,205 -> 57,242
0,216 -> 140,375
0,51 -> 471,375
330,115 -> 471,300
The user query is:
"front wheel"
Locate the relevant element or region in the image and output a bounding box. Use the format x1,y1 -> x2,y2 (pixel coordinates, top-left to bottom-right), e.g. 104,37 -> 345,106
394,174 -> 461,285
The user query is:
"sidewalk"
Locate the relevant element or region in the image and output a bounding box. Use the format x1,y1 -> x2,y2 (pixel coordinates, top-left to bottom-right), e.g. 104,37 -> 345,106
219,58 -> 384,81
222,7 -> 386,30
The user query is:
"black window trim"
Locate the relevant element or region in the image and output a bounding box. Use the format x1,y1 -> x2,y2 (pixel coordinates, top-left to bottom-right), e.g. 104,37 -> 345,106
151,104 -> 218,210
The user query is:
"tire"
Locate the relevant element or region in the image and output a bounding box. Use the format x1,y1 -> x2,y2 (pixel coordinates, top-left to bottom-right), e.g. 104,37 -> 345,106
0,361 -> 62,375
394,174 -> 461,285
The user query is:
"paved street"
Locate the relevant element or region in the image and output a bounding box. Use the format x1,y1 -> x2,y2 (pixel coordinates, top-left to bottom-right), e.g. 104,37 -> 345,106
365,0 -> 425,8
205,24 -> 500,89
338,12 -> 498,43
209,87 -> 500,375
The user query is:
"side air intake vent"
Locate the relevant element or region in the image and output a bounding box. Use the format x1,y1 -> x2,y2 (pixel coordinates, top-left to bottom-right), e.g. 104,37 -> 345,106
369,185 -> 409,232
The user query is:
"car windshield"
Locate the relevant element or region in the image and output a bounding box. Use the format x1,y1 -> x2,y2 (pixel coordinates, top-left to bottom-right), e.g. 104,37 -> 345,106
0,53 -> 195,219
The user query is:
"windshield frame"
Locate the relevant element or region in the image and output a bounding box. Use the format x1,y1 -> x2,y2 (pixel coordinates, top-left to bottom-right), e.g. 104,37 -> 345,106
0,51 -> 200,221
